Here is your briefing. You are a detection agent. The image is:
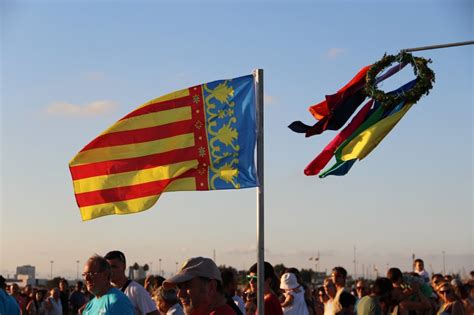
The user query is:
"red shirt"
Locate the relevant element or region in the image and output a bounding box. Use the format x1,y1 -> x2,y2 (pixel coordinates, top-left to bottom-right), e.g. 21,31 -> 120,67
261,293 -> 283,315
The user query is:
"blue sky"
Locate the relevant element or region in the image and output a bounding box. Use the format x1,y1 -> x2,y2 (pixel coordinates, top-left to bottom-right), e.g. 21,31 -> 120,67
1,0 -> 472,280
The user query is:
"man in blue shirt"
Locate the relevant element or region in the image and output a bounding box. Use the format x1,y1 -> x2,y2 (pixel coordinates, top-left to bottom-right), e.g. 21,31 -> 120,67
82,255 -> 134,315
0,275 -> 20,315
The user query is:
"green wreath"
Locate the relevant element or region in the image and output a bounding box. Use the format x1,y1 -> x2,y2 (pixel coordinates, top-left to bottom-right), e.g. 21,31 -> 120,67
365,51 -> 435,109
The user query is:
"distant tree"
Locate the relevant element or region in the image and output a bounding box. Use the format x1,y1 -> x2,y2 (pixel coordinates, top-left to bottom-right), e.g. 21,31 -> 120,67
133,262 -> 139,270
143,264 -> 149,272
237,269 -> 248,285
218,265 -> 238,275
299,268 -> 313,284
219,265 -> 239,288
274,264 -> 287,278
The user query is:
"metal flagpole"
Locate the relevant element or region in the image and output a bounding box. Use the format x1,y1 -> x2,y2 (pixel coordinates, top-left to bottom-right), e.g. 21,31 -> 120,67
254,68 -> 265,315
401,40 -> 473,53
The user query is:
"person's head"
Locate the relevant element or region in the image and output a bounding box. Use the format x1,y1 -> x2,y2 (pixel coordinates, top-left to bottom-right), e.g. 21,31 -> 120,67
152,286 -> 179,313
248,261 -> 279,295
431,273 -> 444,289
331,266 -> 347,288
220,266 -> 238,297
35,289 -> 46,302
280,272 -> 299,292
339,291 -> 356,314
59,279 -> 68,291
436,281 -> 457,303
371,277 -> 393,298
75,281 -> 83,292
50,287 -> 60,300
144,275 -> 157,293
413,259 -> 425,272
10,283 -> 20,295
23,284 -> 32,296
451,278 -> 462,291
458,283 -> 471,300
355,280 -> 369,298
283,267 -> 303,284
444,274 -> 453,282
155,275 -> 166,287
104,250 -> 127,284
386,268 -> 403,286
30,287 -> 38,300
83,254 -> 112,297
323,277 -> 336,299
163,257 -> 222,314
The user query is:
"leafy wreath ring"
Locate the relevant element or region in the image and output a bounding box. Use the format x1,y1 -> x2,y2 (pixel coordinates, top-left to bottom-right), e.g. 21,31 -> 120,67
365,51 -> 435,109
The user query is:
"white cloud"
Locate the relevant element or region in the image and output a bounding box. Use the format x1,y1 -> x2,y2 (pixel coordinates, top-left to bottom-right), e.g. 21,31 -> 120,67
327,47 -> 345,59
45,100 -> 118,116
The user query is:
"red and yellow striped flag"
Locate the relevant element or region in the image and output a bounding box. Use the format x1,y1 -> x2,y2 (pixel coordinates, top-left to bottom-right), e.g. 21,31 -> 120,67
70,75 -> 257,221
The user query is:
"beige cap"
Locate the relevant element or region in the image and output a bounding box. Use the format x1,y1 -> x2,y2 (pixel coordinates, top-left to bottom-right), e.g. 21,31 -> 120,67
163,257 -> 221,288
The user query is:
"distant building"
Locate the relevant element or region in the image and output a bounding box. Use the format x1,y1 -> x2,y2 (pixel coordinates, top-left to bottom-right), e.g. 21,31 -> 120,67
17,274 -> 36,286
16,265 -> 35,280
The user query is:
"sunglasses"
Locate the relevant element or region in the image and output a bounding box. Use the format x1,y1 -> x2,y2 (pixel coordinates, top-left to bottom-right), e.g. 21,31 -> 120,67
82,271 -> 103,278
356,287 -> 364,290
246,275 -> 258,282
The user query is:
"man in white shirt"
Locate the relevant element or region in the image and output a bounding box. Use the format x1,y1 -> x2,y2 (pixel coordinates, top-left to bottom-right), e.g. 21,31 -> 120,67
330,266 -> 348,315
105,250 -> 159,315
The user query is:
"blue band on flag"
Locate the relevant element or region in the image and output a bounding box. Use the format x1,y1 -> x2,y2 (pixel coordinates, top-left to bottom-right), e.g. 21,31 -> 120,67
202,75 -> 257,190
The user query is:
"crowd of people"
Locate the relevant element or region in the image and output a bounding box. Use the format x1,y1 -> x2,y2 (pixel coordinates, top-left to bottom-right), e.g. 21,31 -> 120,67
1,254 -> 473,315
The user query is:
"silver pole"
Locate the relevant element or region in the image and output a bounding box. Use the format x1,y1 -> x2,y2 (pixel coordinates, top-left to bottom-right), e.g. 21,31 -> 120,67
442,251 -> 446,274
50,260 -> 54,279
401,40 -> 473,52
353,246 -> 356,279
254,69 -> 265,315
